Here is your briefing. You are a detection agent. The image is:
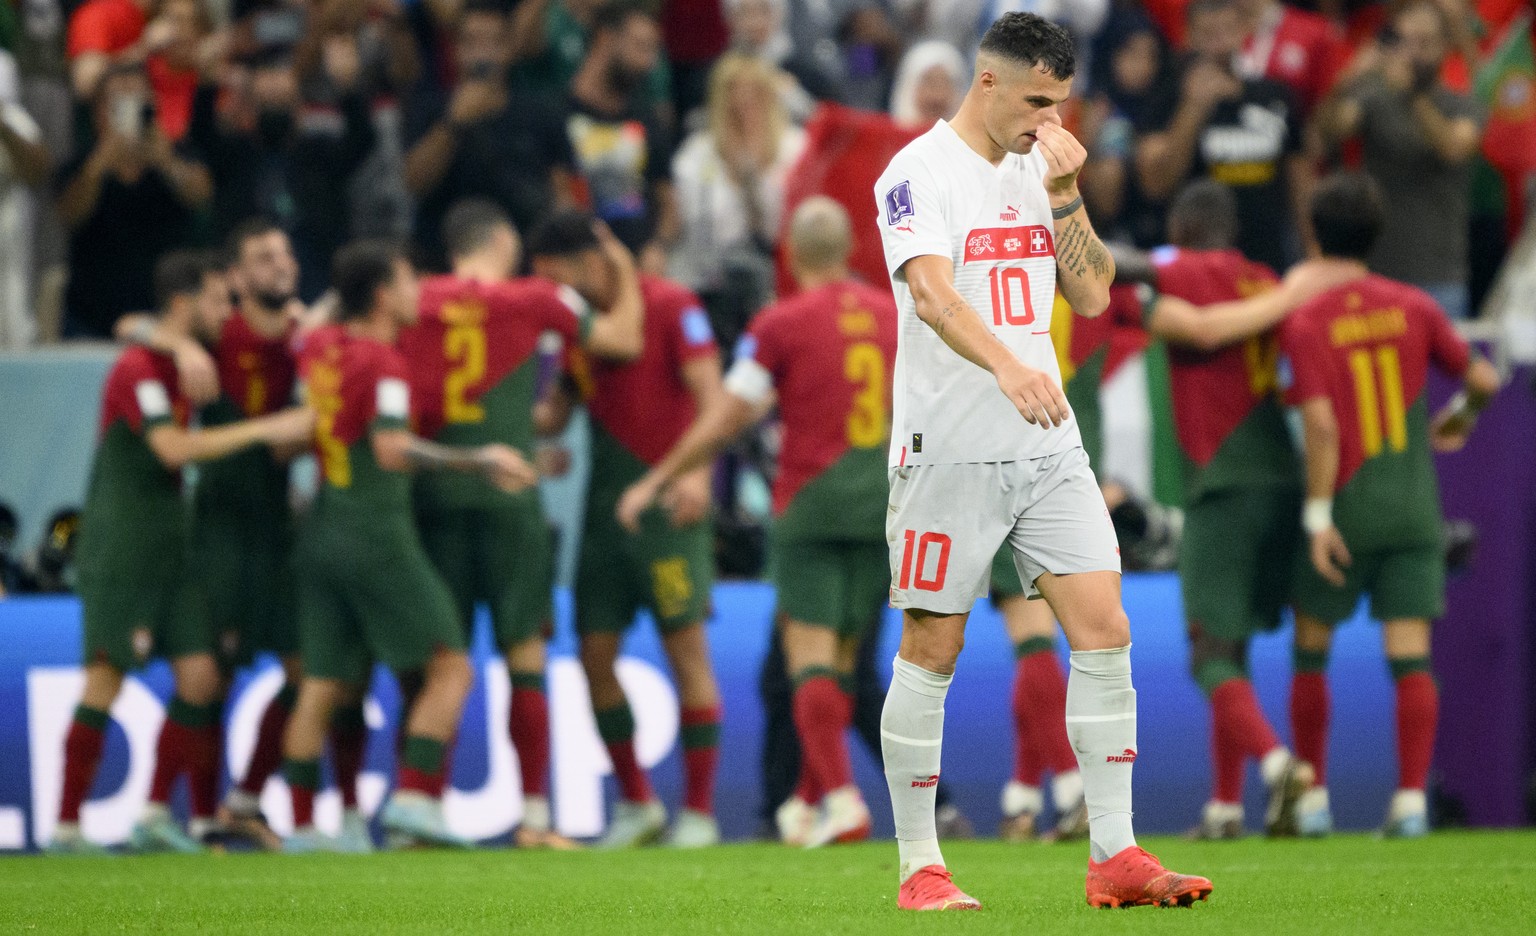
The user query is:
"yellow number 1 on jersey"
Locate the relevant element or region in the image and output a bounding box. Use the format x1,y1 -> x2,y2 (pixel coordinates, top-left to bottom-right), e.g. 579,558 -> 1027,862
1348,345 -> 1407,457
844,342 -> 886,448
444,323 -> 487,424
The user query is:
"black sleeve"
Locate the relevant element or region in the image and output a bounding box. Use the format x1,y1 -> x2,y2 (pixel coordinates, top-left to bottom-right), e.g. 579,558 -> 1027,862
336,91 -> 379,172
643,108 -> 673,186
402,87 -> 446,148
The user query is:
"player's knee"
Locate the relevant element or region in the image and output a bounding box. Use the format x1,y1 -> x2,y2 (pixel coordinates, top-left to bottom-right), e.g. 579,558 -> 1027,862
1189,630 -> 1247,694
429,650 -> 474,697
173,656 -> 223,707
80,663 -> 124,710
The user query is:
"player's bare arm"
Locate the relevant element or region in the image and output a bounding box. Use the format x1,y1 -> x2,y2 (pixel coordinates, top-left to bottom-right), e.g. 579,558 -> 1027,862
1148,258 -> 1366,352
1037,122 -> 1113,317
146,406 -> 315,470
617,389 -> 769,533
656,353 -> 726,528
1431,357 -> 1501,452
373,429 -> 537,493
905,254 -> 1069,427
582,223 -> 646,361
1297,397 -> 1351,586
114,313 -> 220,406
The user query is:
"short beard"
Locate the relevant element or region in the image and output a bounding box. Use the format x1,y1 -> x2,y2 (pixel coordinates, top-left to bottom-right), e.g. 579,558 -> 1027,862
250,288 -> 295,313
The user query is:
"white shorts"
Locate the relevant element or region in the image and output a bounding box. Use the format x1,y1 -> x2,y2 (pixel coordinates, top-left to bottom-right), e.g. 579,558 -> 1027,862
886,447 -> 1121,614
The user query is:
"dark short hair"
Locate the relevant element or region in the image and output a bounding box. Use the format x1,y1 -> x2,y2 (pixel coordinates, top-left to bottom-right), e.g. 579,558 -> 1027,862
1168,179 -> 1239,250
154,250 -> 220,311
978,12 -> 1075,80
442,199 -> 513,261
1311,172 -> 1385,261
592,1 -> 653,37
527,210 -> 601,258
332,240 -> 406,322
226,217 -> 285,263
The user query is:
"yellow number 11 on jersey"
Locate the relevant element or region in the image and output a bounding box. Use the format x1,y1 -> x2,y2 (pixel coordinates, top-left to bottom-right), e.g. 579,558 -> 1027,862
1348,345 -> 1407,457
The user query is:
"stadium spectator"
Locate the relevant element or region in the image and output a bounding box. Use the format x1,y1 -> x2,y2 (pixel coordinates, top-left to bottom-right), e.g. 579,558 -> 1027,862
1315,0 -> 1484,319
887,39 -> 964,129
1088,6 -> 1175,246
890,0 -> 1110,61
142,0 -> 208,141
64,0 -> 157,100
566,2 -> 677,267
1233,0 -> 1346,118
58,63 -> 209,339
512,0 -> 674,117
1136,0 -> 1310,271
723,0 -> 836,114
1,46 -> 50,349
187,38 -> 378,300
659,0 -> 729,120
403,0 -> 576,272
670,52 -> 805,350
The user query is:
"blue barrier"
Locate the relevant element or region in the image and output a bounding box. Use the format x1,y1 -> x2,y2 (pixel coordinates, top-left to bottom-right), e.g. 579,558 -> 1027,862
0,575 -> 1400,850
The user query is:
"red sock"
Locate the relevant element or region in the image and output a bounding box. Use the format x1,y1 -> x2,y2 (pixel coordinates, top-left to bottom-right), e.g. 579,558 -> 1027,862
1011,658 -> 1044,786
60,709 -> 108,824
1395,672 -> 1438,790
1017,649 -> 1078,777
149,716 -> 195,806
330,719 -> 367,811
289,784 -> 315,828
238,689 -> 292,796
187,724 -> 221,819
793,677 -> 851,799
1211,679 -> 1281,803
605,740 -> 653,803
1290,672 -> 1330,785
509,685 -> 551,799
680,705 -> 722,814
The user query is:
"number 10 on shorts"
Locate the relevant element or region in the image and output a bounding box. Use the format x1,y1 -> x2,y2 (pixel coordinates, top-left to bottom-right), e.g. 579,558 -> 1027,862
898,530 -> 952,591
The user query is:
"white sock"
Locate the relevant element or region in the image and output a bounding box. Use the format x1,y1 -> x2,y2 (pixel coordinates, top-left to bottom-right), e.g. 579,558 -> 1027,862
881,655 -> 951,882
1066,646 -> 1138,862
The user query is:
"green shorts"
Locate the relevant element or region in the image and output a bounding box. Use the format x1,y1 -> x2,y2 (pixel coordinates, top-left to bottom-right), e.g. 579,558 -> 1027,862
77,517 -> 212,671
1291,543 -> 1444,626
770,537 -> 887,639
575,503 -> 713,636
988,546 -> 1026,601
1179,486 -> 1302,641
295,516 -> 466,684
415,493 -> 555,651
190,504 -> 297,666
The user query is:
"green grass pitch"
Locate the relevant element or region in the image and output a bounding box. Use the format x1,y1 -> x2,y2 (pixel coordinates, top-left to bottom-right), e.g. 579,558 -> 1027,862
4,832 -> 1534,934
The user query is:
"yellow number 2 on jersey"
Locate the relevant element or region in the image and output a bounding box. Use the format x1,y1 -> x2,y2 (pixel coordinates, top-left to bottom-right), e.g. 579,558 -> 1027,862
844,341 -> 887,449
444,323 -> 487,424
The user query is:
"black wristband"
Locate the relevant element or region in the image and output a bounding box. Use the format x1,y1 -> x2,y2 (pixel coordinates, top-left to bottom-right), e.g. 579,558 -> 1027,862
1051,196 -> 1083,220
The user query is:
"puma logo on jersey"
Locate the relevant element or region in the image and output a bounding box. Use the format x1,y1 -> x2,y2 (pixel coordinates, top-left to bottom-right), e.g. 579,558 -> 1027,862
1001,205 -> 1019,221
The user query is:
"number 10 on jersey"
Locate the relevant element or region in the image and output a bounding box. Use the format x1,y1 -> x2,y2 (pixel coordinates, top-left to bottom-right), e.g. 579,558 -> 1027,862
990,268 -> 1034,326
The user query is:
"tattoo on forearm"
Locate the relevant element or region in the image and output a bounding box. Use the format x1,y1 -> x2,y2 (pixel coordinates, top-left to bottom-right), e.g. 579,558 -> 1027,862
1056,218 -> 1090,277
1086,237 -> 1110,278
405,438 -> 485,474
934,300 -> 966,338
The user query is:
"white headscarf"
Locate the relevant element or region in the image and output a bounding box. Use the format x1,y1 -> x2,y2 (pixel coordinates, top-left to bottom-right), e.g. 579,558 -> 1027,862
889,41 -> 967,129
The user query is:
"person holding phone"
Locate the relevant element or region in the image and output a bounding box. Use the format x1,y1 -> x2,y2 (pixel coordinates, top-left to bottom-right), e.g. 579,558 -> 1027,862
56,63 -> 211,339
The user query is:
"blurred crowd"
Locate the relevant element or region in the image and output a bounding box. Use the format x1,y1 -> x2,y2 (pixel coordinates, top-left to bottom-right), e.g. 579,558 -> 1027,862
0,0 -> 1532,350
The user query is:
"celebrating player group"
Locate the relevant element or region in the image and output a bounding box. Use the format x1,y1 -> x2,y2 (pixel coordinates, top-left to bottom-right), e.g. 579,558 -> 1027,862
46,10 -> 1497,915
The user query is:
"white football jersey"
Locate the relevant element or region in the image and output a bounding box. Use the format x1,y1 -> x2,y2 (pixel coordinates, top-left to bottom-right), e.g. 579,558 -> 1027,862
875,119 -> 1080,467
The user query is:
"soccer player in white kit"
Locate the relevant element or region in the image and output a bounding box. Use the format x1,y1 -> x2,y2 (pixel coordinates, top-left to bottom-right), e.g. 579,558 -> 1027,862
874,13 -> 1213,910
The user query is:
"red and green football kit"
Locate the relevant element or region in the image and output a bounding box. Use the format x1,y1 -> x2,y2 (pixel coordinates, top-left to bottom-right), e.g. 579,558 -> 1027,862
76,346 -> 207,669
1281,275 -> 1472,623
294,325 -> 463,683
732,280 -> 897,636
571,276 -> 719,635
402,274 -> 590,649
192,311 -> 299,664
